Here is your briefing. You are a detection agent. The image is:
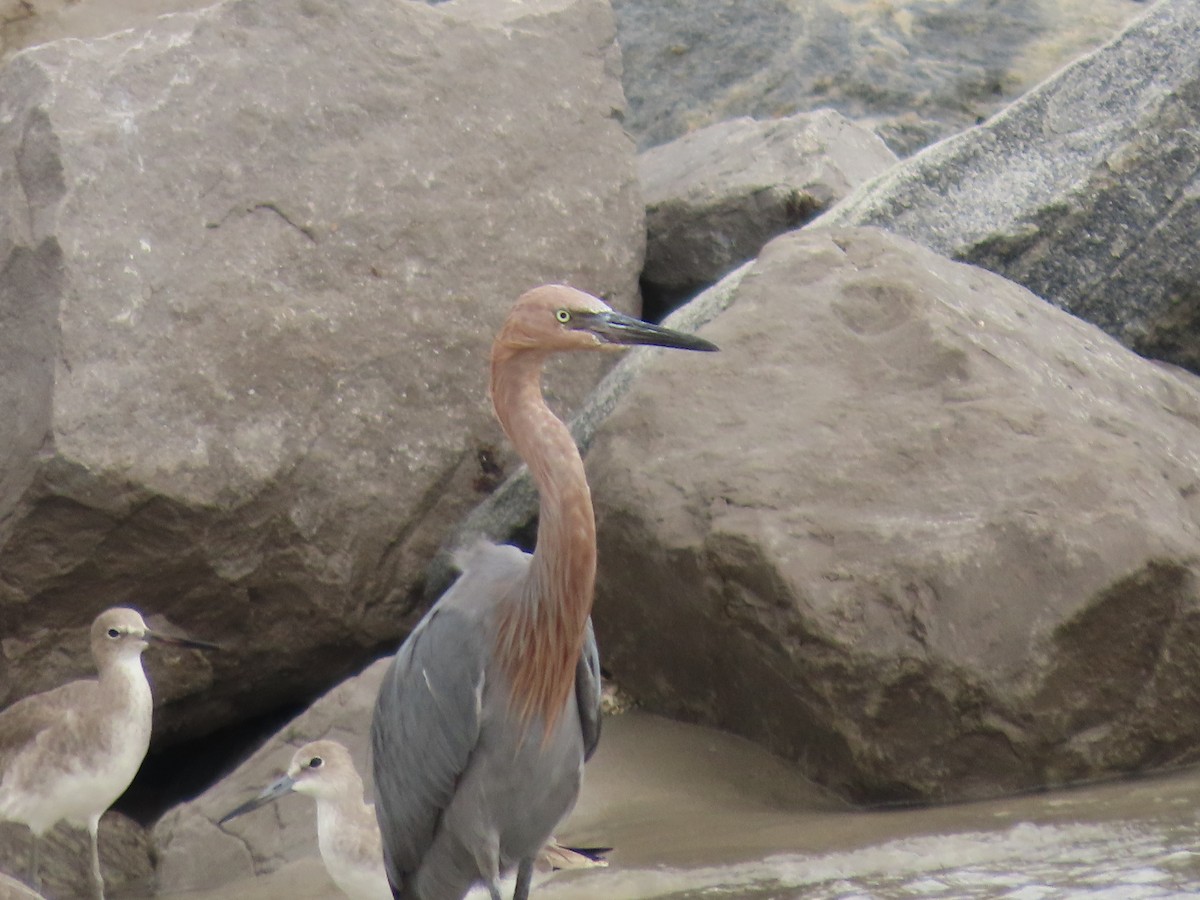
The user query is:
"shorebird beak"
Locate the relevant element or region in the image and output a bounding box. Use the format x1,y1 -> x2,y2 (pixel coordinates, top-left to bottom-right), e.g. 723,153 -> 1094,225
145,630 -> 222,652
576,310 -> 718,352
218,774 -> 297,825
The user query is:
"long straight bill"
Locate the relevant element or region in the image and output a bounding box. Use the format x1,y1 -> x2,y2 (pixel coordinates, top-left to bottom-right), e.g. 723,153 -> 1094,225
576,310 -> 718,352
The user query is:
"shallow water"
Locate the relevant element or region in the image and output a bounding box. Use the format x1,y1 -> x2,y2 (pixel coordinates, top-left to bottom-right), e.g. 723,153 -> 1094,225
538,714 -> 1200,899
172,712 -> 1200,899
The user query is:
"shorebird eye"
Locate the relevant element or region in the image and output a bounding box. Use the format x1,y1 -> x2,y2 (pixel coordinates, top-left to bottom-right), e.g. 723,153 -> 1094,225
106,628 -> 120,639
309,757 -> 323,769
555,309 -> 571,324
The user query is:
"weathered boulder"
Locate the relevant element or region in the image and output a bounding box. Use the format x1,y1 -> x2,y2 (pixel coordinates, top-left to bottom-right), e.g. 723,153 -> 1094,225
819,0 -> 1200,374
612,0 -> 1147,155
639,110 -> 897,314
0,0 -> 641,745
0,812 -> 152,900
153,658 -> 388,895
0,870 -> 46,900
0,0 -> 207,61
586,226 -> 1200,804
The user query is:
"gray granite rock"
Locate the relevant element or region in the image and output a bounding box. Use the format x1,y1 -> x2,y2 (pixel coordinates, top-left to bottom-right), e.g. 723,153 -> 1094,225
639,110 -> 897,313
0,0 -> 641,746
0,812 -> 152,900
612,0 -> 1147,155
0,870 -> 46,900
818,0 -> 1200,374
587,226 -> 1200,804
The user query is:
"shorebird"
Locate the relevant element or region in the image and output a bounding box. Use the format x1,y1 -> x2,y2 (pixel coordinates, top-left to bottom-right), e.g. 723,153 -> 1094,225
219,739 -> 607,900
371,285 -> 716,899
0,607 -> 218,900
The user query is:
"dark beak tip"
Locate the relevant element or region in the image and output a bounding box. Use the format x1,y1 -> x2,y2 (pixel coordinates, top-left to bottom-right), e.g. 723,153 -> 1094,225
150,633 -> 222,652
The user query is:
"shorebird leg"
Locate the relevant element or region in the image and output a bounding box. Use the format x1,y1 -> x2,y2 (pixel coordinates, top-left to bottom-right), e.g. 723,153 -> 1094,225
88,815 -> 105,900
28,830 -> 41,891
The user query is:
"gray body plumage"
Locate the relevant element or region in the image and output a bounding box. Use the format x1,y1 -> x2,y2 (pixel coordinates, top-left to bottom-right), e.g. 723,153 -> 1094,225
371,542 -> 601,900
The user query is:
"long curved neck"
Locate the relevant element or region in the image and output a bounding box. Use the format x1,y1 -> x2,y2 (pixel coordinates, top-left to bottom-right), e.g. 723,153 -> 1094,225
491,344 -> 596,732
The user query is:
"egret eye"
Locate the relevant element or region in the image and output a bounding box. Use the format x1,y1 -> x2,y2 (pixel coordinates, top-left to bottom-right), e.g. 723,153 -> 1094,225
309,757 -> 323,769
555,309 -> 571,324
106,628 -> 120,639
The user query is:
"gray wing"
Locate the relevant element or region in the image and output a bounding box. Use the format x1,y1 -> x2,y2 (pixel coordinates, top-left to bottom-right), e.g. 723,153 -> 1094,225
0,681 -> 90,774
575,617 -> 602,762
370,604 -> 487,894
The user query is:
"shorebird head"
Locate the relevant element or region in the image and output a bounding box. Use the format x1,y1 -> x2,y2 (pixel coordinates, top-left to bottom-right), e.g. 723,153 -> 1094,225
284,740 -> 359,801
218,740 -> 360,824
91,607 -> 220,666
495,284 -> 718,356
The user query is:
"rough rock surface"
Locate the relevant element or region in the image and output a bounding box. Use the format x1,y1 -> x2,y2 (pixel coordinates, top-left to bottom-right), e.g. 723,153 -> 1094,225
153,658 -> 388,895
0,812 -> 152,900
612,0 -> 1148,155
819,0 -> 1200,374
586,226 -> 1200,804
0,0 -> 641,745
639,110 -> 897,314
0,0 -> 207,61
0,871 -> 46,900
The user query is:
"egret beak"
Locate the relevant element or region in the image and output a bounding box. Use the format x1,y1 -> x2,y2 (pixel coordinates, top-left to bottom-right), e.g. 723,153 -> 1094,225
576,310 -> 718,352
145,630 -> 222,652
218,774 -> 297,825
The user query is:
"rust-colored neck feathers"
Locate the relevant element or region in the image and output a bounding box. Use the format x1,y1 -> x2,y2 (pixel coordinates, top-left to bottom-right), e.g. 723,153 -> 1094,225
490,338 -> 596,736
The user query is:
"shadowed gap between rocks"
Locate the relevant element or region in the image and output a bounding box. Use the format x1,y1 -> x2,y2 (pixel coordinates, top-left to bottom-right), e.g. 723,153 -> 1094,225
114,681 -> 371,827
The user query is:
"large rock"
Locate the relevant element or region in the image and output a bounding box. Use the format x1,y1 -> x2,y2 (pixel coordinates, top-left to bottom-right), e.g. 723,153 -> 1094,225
586,226 -> 1200,804
0,812 -> 152,900
612,0 -> 1148,155
0,0 -> 641,745
639,110 -> 897,314
153,658 -> 388,895
0,0 -> 207,61
819,0 -> 1200,374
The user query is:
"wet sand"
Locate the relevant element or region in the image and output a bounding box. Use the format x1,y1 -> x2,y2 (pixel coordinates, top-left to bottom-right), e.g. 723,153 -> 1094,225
166,711 -> 1200,898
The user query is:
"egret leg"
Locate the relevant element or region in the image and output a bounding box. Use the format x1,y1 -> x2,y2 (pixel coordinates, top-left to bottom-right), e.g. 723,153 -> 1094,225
510,858 -> 534,900
88,816 -> 105,900
487,883 -> 503,900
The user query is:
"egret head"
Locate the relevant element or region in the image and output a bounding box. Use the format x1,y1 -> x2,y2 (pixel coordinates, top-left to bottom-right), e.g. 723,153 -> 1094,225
496,284 -> 718,356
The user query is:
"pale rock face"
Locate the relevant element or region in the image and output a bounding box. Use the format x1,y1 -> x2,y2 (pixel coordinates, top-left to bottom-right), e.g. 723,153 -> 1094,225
819,0 -> 1200,375
0,0 -> 641,751
612,0 -> 1149,155
586,226 -> 1200,804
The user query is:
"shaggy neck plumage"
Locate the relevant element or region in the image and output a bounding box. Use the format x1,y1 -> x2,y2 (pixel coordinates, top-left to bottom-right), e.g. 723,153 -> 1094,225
490,342 -> 596,734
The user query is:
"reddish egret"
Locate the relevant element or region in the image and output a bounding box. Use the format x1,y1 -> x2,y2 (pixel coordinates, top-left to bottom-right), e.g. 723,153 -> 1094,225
219,739 -> 608,900
371,285 -> 716,899
0,607 -> 218,899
